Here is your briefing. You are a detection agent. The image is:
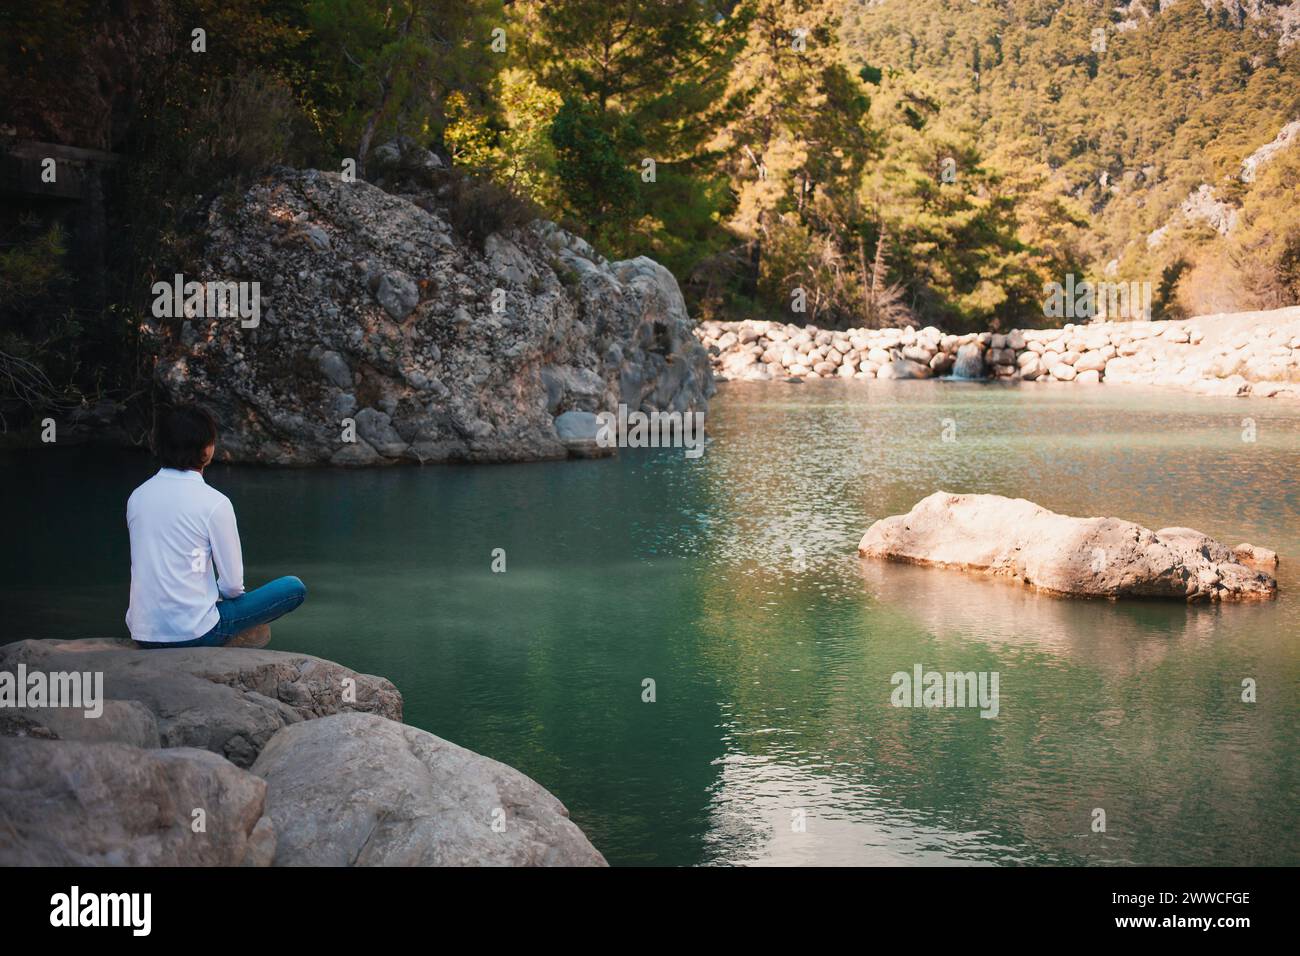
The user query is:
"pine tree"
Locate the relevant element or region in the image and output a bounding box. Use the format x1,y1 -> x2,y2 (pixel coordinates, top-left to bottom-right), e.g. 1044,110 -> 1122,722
511,0 -> 748,267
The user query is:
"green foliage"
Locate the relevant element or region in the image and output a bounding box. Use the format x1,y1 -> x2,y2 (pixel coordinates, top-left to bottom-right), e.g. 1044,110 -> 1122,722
1170,145 -> 1300,315
514,0 -> 747,267
549,96 -> 638,232
704,2 -> 880,324
0,222 -> 69,305
437,169 -> 540,250
841,0 -> 1300,317
0,219 -> 130,417
860,79 -> 1087,330
443,91 -> 494,162
303,0 -> 505,165
487,69 -> 563,206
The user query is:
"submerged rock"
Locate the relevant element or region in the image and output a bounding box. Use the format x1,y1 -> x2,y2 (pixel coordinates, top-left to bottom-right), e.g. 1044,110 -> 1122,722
858,492 -> 1277,602
252,713 -> 607,867
553,409 -> 612,458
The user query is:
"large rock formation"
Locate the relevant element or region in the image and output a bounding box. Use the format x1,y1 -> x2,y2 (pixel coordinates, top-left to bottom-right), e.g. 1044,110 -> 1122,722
0,640 -> 605,866
252,713 -> 606,866
154,163 -> 713,465
858,492 -> 1278,602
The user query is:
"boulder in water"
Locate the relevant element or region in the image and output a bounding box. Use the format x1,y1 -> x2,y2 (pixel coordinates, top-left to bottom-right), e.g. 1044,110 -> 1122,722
858,492 -> 1277,602
553,410 -> 612,458
879,359 -> 933,380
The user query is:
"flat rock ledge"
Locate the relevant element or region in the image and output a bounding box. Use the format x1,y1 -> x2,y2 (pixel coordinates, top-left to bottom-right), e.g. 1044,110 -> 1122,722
858,492 -> 1278,602
0,639 -> 606,867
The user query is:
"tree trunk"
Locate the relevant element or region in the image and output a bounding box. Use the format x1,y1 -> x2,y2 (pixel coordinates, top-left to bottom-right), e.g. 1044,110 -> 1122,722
355,6 -> 415,180
356,82 -> 394,180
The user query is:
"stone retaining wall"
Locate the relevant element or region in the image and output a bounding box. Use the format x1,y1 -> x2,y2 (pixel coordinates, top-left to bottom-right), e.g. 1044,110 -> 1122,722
696,306 -> 1300,399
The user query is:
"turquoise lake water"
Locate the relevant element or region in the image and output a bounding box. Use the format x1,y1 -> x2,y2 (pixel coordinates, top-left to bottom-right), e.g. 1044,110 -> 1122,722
3,379 -> 1298,865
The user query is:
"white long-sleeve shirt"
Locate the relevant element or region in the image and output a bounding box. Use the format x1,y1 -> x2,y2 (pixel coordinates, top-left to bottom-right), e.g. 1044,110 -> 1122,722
125,468 -> 245,642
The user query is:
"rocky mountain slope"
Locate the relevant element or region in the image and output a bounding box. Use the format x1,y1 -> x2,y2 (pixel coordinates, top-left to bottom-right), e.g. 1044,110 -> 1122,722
841,0 -> 1300,315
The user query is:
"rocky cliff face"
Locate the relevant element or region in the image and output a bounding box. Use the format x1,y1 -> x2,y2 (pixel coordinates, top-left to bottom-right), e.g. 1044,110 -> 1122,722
154,164 -> 713,465
1112,1 -> 1300,51
1146,117 -> 1298,250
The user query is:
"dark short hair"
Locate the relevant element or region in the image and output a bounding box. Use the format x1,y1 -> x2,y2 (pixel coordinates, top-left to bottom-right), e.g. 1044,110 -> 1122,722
153,403 -> 218,470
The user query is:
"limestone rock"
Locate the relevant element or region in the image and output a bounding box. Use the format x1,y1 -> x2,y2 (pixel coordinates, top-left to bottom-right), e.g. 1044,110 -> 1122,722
553,410 -> 612,458
366,135 -> 444,191
1050,363 -> 1077,381
694,309 -> 1300,399
157,164 -> 712,465
251,713 -> 607,867
1,699 -> 160,749
0,737 -> 274,866
1,641 -> 607,867
858,492 -> 1277,602
0,639 -> 401,768
881,359 -> 933,380
1074,351 -> 1109,373
1233,543 -> 1279,571
376,271 -> 420,321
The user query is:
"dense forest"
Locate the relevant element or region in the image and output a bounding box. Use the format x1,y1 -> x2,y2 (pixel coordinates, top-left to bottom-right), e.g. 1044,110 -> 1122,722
2,0 -> 1298,415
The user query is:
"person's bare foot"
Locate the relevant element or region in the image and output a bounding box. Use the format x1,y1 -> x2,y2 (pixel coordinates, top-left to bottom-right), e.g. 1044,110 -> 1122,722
227,623 -> 271,648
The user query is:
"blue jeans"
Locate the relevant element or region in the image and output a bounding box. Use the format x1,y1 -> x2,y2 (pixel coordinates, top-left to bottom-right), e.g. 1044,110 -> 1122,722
136,576 -> 306,649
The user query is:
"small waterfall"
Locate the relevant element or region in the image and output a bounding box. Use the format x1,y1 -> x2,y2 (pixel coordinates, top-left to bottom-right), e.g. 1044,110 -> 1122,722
949,343 -> 987,379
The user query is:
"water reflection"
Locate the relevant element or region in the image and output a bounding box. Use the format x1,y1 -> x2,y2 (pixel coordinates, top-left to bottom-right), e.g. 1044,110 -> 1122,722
693,380 -> 1300,866
857,559 -> 1238,672
1,378 -> 1297,865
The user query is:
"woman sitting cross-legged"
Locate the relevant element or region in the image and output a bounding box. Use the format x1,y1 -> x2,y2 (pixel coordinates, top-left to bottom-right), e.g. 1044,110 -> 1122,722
128,403 -> 305,649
